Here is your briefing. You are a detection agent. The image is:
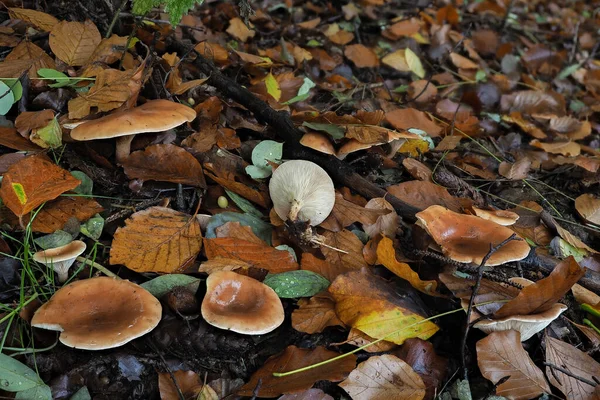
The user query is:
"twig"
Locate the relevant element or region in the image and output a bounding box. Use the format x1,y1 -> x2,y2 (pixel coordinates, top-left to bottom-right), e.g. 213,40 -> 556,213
75,256 -> 118,278
460,233 -> 518,380
544,362 -> 598,387
105,0 -> 128,38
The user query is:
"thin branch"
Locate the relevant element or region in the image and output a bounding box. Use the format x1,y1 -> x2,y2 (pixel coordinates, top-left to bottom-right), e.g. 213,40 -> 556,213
544,362 -> 598,387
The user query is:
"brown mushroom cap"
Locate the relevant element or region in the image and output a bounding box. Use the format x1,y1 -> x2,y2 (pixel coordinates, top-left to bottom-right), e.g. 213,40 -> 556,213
201,271 -> 284,335
31,277 -> 162,350
472,207 -> 520,226
70,100 -> 196,140
32,240 -> 87,283
415,205 -> 531,266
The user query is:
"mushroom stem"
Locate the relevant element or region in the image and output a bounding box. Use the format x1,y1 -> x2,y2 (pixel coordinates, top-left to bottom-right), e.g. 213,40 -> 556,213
288,199 -> 302,222
115,135 -> 135,164
55,267 -> 69,283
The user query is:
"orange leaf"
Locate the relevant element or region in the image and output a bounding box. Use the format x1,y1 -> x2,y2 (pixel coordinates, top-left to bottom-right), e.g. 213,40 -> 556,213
344,44 -> 379,68
376,237 -> 438,295
575,194 -> 600,225
237,345 -> 356,397
291,291 -> 344,334
0,127 -> 42,151
301,253 -> 358,282
494,257 -> 585,318
387,180 -> 462,212
15,110 -> 54,137
0,41 -> 55,80
158,370 -> 206,400
385,108 -> 443,137
395,338 -> 448,400
321,230 -> 368,271
204,238 -> 298,273
49,20 -> 101,66
530,139 -> 581,156
122,144 -> 206,188
110,206 -> 202,273
21,196 -> 103,233
215,221 -> 265,244
476,330 -> 550,399
226,17 -> 255,42
8,8 -> 58,31
89,35 -> 129,64
0,154 -> 80,217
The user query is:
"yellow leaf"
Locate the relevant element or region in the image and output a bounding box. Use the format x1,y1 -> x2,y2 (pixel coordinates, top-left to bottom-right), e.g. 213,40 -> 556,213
405,48 -> 425,78
382,49 -> 410,72
265,72 -> 281,101
377,237 -> 438,295
398,138 -> 431,156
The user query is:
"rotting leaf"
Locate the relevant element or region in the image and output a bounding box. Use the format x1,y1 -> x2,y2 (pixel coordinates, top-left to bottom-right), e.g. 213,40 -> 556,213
0,154 -> 80,217
237,345 -> 357,398
110,206 -> 202,273
395,338 -> 448,400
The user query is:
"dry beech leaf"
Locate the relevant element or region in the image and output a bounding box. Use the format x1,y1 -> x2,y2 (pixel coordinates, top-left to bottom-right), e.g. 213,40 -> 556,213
110,206 -> 202,273
530,139 -> 581,156
545,336 -> 600,400
237,345 -> 356,397
494,257 -> 585,319
0,127 -> 42,151
158,370 -> 211,400
8,8 -> 58,31
0,41 -> 56,79
49,20 -> 101,66
387,181 -> 462,212
0,154 -> 80,217
279,389 -> 333,400
291,291 -> 344,334
477,330 -> 550,400
363,198 -> 398,238
385,108 -> 443,137
575,194 -> 600,225
499,158 -> 531,180
395,338 -> 448,400
321,230 -> 368,271
339,354 -> 425,400
326,193 -> 389,231
344,328 -> 397,353
172,78 -> 208,95
377,237 -> 438,295
194,42 -> 229,64
301,253 -> 360,282
15,110 -> 54,137
329,268 -> 439,344
227,17 -> 255,42
204,238 -> 298,273
449,52 -> 478,69
555,223 -> 597,254
571,283 -> 600,306
402,158 -> 432,181
407,80 -> 438,105
500,90 -> 566,116
18,196 -> 103,233
502,112 -> 547,139
198,258 -> 250,274
215,221 -> 265,244
344,44 -> 379,68
122,144 -> 206,188
89,35 -> 129,64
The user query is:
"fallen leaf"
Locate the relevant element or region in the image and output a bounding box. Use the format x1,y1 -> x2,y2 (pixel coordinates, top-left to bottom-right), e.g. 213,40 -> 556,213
500,90 -> 566,116
291,291 -> 344,334
0,41 -> 55,80
227,17 -> 255,42
329,268 -> 439,344
545,336 -> 600,400
8,8 -> 58,31
279,389 -> 333,400
377,237 -> 438,295
194,42 -> 229,64
385,108 -> 443,137
14,110 -> 54,137
321,230 -> 368,271
89,34 -> 129,64
575,194 -> 600,225
499,158 -> 531,180
237,345 -> 356,397
23,196 -> 103,233
215,221 -> 265,244
530,139 -> 581,156
382,49 -> 411,72
122,144 -> 206,187
477,330 -> 551,399
363,198 -> 398,238
449,52 -> 479,69
49,20 -> 101,66
172,78 -> 208,95
110,206 -> 202,273
494,257 -> 585,318
158,370 -> 207,400
0,127 -> 42,151
301,253 -> 360,282
0,154 -> 80,217
387,180 -> 462,212
402,158 -> 432,181
339,354 -> 425,400
395,338 -> 448,400
344,44 -> 379,68
502,112 -> 547,139
325,193 -> 390,231
344,328 -> 397,353
204,237 -> 298,273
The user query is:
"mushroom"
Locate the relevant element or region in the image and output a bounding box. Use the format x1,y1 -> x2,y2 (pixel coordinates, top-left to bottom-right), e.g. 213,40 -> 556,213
415,205 -> 530,266
269,160 -> 335,226
201,271 -> 284,335
31,277 -> 162,350
70,100 -> 196,163
471,206 -> 520,226
32,240 -> 87,283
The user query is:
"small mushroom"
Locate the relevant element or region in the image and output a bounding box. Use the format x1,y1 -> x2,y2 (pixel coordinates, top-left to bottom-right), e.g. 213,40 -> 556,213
269,160 -> 335,226
471,206 -> 520,226
70,100 -> 196,163
31,277 -> 162,350
201,271 -> 284,335
415,205 -> 530,266
32,240 -> 87,283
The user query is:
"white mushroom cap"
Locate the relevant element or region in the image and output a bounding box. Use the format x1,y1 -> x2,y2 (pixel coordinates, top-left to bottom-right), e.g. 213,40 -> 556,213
269,160 -> 335,226
32,240 -> 87,283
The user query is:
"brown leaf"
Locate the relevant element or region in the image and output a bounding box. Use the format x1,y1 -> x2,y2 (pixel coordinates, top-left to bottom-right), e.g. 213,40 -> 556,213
158,370 -> 205,400
215,221 -> 265,244
344,44 -> 379,68
449,52 -> 478,69
122,144 -> 206,188
110,206 -> 202,273
363,198 -> 398,238
198,258 -> 251,274
385,108 -> 443,137
0,154 -> 80,217
324,193 -> 389,231
226,17 -> 255,42
237,345 -> 356,397
279,389 -> 333,400
402,158 -> 432,181
407,80 -> 438,105
575,194 -> 600,225
545,336 -> 600,400
339,354 -> 425,400
21,196 -> 103,233
89,35 -> 129,64
434,135 -> 461,151
477,330 -> 550,399
301,253 -> 359,282
204,238 -> 298,273
172,78 -> 208,95
530,140 -> 580,156
15,110 -> 54,137
500,90 -> 566,116
503,112 -> 547,139
8,8 -> 58,31
0,41 -> 56,79
291,291 -> 344,334
321,230 -> 368,271
344,328 -> 397,353
385,19 -> 420,39
0,127 -> 42,151
194,42 -> 229,64
49,20 -> 101,66
387,181 -> 462,212
499,158 -> 531,180
395,338 -> 448,400
329,269 -> 439,345
494,257 -> 585,319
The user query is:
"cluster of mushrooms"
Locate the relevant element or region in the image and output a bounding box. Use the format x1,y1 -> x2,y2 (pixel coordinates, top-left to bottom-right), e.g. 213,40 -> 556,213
30,99 -> 548,350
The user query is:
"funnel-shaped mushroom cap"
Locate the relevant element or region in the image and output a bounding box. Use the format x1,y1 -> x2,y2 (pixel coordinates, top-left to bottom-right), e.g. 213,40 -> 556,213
201,271 -> 284,335
416,205 -> 530,266
472,207 -> 519,226
31,277 -> 162,350
269,160 -> 335,226
32,240 -> 87,283
70,100 -> 196,140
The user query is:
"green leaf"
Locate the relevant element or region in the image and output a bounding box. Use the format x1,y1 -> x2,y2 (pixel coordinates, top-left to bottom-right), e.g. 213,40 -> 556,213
251,140 -> 283,169
34,230 -> 73,250
405,48 -> 425,79
15,384 -> 52,400
140,274 -> 200,298
11,183 -> 27,205
70,171 -> 93,195
70,386 -> 91,400
0,81 -> 15,115
0,353 -> 46,392
274,244 -> 297,261
225,189 -> 263,218
37,68 -> 69,80
245,165 -> 272,179
205,212 -> 272,244
132,0 -> 205,25
475,69 -> 487,82
306,39 -> 322,47
302,122 -> 345,140
0,79 -> 23,103
282,77 -> 315,105
31,117 -> 62,148
80,214 -> 104,241
557,63 -> 581,80
263,270 -> 330,298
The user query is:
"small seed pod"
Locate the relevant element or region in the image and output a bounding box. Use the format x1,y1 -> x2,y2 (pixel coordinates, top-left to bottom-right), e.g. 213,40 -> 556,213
269,160 -> 335,226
